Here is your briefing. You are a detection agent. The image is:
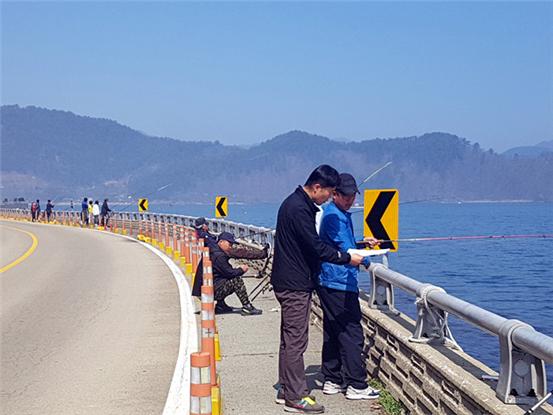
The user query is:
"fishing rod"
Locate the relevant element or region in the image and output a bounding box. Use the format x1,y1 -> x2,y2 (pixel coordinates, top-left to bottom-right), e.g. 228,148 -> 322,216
523,389 -> 552,414
357,233 -> 553,245
350,196 -> 447,214
112,183 -> 173,214
359,161 -> 392,187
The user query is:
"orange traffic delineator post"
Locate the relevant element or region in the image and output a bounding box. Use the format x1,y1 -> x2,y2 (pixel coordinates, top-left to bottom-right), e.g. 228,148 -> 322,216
190,351 -> 212,415
184,231 -> 192,264
173,224 -> 178,252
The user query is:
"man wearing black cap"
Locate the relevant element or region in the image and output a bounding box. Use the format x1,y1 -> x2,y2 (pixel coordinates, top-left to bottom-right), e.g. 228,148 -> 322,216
194,217 -> 218,249
271,165 -> 364,414
317,173 -> 380,401
211,231 -> 262,316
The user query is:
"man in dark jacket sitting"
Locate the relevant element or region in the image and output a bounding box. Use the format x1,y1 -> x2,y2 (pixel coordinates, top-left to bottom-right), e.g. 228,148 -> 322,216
212,231 -> 262,316
194,217 -> 218,249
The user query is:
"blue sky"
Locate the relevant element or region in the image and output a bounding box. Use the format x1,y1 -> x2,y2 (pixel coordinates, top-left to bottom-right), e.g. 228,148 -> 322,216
2,1 -> 552,151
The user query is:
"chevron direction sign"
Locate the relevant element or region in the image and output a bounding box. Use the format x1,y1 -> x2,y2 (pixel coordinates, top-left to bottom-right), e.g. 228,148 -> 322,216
215,196 -> 228,218
138,198 -> 149,212
363,189 -> 399,252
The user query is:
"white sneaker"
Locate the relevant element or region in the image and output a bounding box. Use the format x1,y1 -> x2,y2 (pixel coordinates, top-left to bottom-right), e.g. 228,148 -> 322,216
346,385 -> 380,400
322,381 -> 346,395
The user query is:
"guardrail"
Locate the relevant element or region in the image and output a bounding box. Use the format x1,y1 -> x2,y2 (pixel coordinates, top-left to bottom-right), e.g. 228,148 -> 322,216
367,262 -> 552,404
2,207 -> 552,409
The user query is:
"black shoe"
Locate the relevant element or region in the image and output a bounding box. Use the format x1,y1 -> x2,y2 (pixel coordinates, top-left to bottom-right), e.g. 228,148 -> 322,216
241,303 -> 262,316
215,300 -> 234,314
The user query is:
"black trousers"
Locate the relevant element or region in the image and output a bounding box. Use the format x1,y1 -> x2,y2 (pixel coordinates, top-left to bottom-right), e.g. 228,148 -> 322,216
275,289 -> 312,401
317,286 -> 367,390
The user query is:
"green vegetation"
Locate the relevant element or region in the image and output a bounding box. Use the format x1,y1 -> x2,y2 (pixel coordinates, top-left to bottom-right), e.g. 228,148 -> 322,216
369,379 -> 405,415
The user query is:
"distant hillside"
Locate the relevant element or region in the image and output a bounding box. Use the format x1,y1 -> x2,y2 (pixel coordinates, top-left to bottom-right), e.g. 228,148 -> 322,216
1,105 -> 552,202
502,140 -> 553,158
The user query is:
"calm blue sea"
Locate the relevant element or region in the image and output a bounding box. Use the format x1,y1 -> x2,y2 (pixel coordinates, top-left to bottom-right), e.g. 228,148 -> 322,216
146,201 -> 553,381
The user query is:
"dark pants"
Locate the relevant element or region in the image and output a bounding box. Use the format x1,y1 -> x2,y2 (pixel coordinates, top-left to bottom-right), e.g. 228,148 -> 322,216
275,289 -> 312,401
317,286 -> 367,390
214,277 -> 250,306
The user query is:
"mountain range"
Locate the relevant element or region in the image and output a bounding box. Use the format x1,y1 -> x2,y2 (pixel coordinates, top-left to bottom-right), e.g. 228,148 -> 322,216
1,105 -> 552,203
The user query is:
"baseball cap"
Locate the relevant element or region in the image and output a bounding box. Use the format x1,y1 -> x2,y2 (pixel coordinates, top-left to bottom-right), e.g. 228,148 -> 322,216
336,173 -> 360,195
194,217 -> 207,228
217,231 -> 238,244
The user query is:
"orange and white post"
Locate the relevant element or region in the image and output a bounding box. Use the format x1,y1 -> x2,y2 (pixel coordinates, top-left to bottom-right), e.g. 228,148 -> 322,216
190,352 -> 212,415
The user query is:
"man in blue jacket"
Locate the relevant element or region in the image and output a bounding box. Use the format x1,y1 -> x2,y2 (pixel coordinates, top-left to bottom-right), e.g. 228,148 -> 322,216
317,173 -> 380,400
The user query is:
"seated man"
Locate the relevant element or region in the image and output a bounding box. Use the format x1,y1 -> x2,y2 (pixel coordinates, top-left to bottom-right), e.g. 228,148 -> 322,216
194,217 -> 218,249
195,216 -> 270,261
211,232 -> 262,316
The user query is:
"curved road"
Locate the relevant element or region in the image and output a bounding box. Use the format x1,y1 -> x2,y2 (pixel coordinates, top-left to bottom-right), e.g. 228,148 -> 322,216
1,220 -> 182,415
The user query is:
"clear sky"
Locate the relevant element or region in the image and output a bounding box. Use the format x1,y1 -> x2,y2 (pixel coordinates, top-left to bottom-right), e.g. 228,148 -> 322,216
2,1 -> 552,152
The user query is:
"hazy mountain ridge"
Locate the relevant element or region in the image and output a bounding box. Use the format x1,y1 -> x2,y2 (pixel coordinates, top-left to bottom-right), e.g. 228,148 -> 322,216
502,140 -> 553,158
1,105 -> 552,202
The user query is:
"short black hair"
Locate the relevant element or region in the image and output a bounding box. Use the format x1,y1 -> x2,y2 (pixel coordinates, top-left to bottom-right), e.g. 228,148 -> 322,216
304,164 -> 340,188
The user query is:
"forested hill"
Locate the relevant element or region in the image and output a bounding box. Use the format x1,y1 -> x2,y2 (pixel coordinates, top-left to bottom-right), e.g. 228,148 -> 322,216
2,105 -> 552,202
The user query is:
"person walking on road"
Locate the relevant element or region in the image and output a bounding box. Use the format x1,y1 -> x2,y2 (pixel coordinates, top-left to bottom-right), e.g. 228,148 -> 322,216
88,200 -> 94,226
45,200 -> 54,222
271,165 -> 364,414
30,200 -> 38,222
81,197 -> 89,225
317,173 -> 380,401
92,200 -> 100,225
100,199 -> 111,227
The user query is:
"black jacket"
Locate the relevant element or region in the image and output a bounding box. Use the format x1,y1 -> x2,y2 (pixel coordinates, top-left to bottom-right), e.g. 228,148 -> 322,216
196,228 -> 218,250
101,202 -> 111,216
211,245 -> 245,292
271,186 -> 351,292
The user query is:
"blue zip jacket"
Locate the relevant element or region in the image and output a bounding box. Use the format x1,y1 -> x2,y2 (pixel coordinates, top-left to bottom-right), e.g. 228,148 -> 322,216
318,202 -> 369,293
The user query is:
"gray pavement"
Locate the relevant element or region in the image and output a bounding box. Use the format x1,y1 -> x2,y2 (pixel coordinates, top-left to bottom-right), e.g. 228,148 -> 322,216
215,277 -> 383,415
0,220 -> 181,415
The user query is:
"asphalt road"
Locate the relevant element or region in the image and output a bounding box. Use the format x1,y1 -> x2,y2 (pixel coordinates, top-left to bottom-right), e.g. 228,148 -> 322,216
0,220 -> 181,415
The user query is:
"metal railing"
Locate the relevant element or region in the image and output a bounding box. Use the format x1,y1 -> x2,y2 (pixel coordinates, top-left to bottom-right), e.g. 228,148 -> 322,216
367,261 -> 552,404
2,207 -> 551,406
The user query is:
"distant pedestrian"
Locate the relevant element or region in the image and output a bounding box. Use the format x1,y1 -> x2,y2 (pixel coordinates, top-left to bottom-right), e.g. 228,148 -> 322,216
81,197 -> 89,225
100,199 -> 111,227
271,165 -> 364,414
70,200 -> 74,210
35,200 -> 41,222
92,200 -> 100,225
30,200 -> 38,222
317,173 -> 380,400
45,200 -> 55,222
88,200 -> 94,225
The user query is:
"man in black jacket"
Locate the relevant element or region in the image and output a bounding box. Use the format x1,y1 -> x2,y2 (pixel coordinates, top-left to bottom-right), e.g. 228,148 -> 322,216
194,217 -> 218,249
100,199 -> 111,227
271,165 -> 364,414
212,232 -> 262,316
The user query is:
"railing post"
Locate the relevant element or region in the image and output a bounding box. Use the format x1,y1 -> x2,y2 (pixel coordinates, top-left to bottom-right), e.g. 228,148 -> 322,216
496,320 -> 547,404
368,263 -> 397,314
